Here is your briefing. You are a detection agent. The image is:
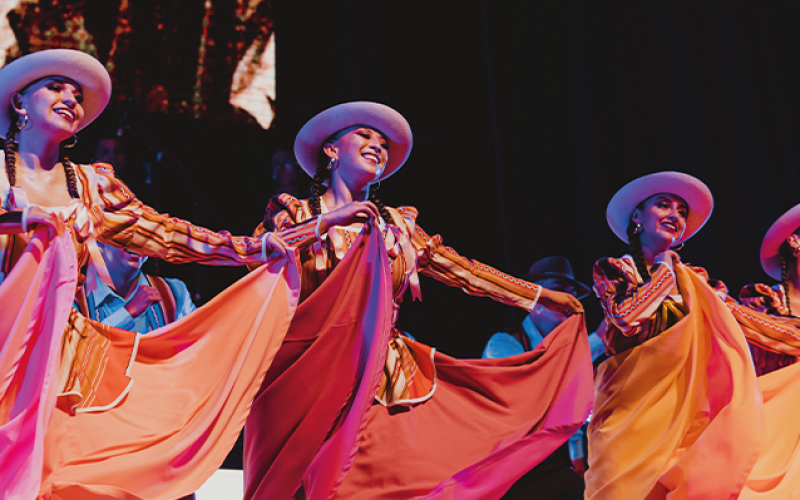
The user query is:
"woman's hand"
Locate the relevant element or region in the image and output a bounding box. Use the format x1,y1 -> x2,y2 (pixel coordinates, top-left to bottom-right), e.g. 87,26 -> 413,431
655,250 -> 680,267
25,206 -> 64,238
538,287 -> 584,316
319,201 -> 381,232
262,231 -> 292,259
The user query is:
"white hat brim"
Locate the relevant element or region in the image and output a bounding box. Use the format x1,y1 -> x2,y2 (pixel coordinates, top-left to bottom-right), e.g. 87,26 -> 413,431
0,49 -> 111,134
760,204 -> 800,280
606,171 -> 714,244
294,101 -> 412,182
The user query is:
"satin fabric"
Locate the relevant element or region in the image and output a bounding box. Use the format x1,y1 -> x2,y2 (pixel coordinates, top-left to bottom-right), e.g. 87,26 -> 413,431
0,230 -> 77,500
740,358 -> 800,498
38,250 -> 301,499
586,264 -> 763,499
243,225 -> 594,499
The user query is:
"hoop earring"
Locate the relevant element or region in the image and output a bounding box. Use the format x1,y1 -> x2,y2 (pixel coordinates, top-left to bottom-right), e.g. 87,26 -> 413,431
633,223 -> 642,235
16,114 -> 29,131
63,134 -> 78,149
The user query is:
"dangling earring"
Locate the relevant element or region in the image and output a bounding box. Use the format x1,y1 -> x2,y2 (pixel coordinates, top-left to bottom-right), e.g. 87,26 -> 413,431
633,223 -> 642,235
671,242 -> 685,252
63,134 -> 78,149
793,246 -> 800,257
327,158 -> 338,171
16,114 -> 29,131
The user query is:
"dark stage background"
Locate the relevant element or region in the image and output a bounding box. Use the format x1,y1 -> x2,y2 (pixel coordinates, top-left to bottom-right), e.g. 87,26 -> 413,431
11,0 -> 800,359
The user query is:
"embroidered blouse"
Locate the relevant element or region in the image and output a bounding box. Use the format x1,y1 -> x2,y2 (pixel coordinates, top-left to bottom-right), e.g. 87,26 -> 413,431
593,254 -> 800,363
738,283 -> 800,375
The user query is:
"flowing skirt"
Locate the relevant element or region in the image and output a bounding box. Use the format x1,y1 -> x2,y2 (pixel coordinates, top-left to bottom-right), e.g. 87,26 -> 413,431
37,246 -> 301,499
243,226 -> 594,499
0,230 -> 78,500
585,265 -> 764,499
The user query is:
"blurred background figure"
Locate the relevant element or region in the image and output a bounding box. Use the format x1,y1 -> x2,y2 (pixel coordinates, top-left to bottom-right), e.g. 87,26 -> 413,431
92,132 -> 161,209
270,149 -> 307,197
483,256 -> 598,500
76,241 -> 196,334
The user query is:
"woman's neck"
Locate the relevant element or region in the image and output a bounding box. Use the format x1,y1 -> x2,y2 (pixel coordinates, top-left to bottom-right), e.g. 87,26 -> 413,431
321,174 -> 369,210
640,244 -> 668,268
786,264 -> 800,302
18,133 -> 62,172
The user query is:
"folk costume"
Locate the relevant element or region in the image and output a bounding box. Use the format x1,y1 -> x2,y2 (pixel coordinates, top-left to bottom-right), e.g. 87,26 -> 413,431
0,50 -> 301,500
737,204 -> 800,376
586,172 -> 800,499
242,102 -> 595,499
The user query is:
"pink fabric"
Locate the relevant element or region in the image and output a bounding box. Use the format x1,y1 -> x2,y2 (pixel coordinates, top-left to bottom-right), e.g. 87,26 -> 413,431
0,230 -> 78,500
244,224 -> 394,500
334,316 -> 593,500
39,252 -> 301,500
244,225 -> 594,499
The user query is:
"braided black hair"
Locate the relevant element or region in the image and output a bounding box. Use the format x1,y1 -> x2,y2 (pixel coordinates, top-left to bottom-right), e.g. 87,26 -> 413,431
780,241 -> 795,317
367,182 -> 394,226
309,163 -> 327,217
4,107 -> 78,199
627,220 -> 651,282
5,118 -> 19,187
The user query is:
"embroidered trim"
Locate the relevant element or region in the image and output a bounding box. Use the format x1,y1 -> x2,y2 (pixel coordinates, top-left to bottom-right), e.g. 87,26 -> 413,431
611,270 -> 674,319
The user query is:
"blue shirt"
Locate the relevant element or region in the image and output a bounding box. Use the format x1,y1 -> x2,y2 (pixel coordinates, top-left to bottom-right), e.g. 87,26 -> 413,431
80,266 -> 196,334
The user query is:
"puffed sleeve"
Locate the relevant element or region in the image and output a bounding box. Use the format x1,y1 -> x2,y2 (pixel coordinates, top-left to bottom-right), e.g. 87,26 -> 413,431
252,193 -> 320,248
400,206 -> 542,311
87,164 -> 279,265
593,256 -> 677,336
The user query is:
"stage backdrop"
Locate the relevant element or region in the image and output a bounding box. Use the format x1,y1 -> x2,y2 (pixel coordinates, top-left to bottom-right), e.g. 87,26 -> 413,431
0,0 -> 275,127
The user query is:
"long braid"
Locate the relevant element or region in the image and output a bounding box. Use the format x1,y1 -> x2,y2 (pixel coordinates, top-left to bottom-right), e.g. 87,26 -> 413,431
61,153 -> 79,199
627,221 -> 651,282
309,163 -> 328,217
5,121 -> 19,186
780,242 -> 794,316
368,182 -> 394,226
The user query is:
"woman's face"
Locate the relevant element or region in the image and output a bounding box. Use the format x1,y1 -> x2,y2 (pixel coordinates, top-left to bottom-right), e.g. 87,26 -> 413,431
632,193 -> 689,252
325,126 -> 389,188
14,76 -> 85,140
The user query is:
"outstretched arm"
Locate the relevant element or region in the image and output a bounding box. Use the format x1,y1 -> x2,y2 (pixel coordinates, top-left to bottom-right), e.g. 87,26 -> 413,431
88,164 -> 289,264
406,208 -> 582,314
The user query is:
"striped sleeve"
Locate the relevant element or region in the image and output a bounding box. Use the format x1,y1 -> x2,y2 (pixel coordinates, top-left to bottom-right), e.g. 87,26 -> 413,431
259,193 -> 318,246
592,256 -> 675,336
402,207 -> 542,311
86,164 -> 275,265
729,284 -> 800,357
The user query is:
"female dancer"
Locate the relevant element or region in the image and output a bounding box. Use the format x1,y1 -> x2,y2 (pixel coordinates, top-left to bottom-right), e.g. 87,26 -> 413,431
585,172 -> 800,499
738,203 -> 800,375
0,49 -> 297,499
244,101 -> 595,499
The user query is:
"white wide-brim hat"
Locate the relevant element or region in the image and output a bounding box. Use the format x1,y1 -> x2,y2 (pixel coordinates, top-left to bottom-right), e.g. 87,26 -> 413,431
606,171 -> 714,245
0,49 -> 111,134
294,101 -> 412,182
760,204 -> 800,280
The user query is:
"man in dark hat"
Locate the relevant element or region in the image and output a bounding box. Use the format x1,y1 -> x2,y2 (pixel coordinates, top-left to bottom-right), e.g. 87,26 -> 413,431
484,256 -> 591,357
483,256 -> 598,500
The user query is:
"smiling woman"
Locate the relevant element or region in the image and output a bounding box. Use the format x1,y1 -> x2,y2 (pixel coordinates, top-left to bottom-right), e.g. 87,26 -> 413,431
586,171 -> 800,499
0,49 -> 305,500
241,101 -> 594,499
